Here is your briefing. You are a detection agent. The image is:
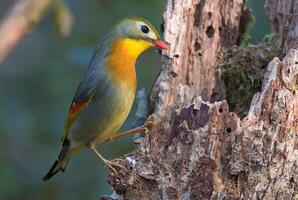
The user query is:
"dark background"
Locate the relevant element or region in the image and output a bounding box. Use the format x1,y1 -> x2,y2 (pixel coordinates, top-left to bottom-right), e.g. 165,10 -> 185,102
0,0 -> 269,199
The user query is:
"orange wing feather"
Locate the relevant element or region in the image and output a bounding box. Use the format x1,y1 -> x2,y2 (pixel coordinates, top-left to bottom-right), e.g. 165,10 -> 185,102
69,102 -> 85,116
61,100 -> 90,144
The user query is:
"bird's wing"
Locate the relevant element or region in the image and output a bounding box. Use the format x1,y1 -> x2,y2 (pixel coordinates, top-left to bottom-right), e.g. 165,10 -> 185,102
61,37 -> 111,145
61,53 -> 109,145
61,76 -> 97,145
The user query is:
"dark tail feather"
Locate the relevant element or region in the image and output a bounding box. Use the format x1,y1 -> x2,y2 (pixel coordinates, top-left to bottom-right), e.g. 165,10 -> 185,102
43,146 -> 70,182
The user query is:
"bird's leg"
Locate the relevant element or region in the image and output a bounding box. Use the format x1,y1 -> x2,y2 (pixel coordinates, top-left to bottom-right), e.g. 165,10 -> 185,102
106,115 -> 154,143
89,145 -> 127,173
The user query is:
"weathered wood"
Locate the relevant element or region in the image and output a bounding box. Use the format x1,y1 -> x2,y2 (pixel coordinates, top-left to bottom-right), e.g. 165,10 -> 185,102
106,50 -> 298,200
150,0 -> 249,118
230,49 -> 298,199
265,0 -> 298,54
105,0 -> 298,199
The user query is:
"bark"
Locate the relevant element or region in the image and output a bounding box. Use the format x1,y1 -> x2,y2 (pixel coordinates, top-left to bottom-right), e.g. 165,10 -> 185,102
0,0 -> 51,63
104,0 -> 298,199
265,0 -> 298,54
150,0 -> 250,114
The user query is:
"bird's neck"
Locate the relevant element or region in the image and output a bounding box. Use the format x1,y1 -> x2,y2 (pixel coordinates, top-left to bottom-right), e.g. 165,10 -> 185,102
106,38 -> 153,89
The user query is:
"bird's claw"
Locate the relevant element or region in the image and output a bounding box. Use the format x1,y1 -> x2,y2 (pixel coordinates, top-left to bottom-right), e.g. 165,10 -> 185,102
111,158 -> 124,163
104,159 -> 128,174
143,115 -> 154,133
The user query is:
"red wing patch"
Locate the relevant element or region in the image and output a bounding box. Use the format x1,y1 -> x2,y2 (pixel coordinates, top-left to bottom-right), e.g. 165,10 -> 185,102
69,102 -> 85,116
61,100 -> 89,144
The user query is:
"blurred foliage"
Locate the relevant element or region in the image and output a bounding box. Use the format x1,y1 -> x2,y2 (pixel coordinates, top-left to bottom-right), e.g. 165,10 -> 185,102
0,0 -> 271,199
51,0 -> 74,36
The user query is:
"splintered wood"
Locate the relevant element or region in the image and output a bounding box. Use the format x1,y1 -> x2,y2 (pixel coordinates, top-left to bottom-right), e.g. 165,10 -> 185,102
105,0 -> 298,199
107,50 -> 298,200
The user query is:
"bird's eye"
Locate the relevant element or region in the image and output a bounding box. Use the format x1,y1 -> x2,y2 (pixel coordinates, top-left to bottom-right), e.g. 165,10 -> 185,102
141,25 -> 149,34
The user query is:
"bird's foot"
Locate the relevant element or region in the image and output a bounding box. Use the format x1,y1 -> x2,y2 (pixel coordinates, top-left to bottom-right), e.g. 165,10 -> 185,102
142,115 -> 155,134
89,145 -> 127,174
104,115 -> 155,143
103,158 -> 127,174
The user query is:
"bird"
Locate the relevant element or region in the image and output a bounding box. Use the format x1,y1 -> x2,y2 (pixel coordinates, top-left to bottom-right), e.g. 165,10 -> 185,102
43,17 -> 169,181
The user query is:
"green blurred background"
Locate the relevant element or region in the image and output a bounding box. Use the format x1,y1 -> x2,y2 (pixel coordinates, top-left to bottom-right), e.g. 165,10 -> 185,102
0,0 -> 269,199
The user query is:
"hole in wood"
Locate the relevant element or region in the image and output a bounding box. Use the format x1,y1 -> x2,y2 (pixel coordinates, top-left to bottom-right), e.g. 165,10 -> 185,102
174,54 -> 179,58
226,127 -> 232,133
208,12 -> 212,19
194,41 -> 201,51
219,108 -> 223,113
206,25 -> 215,38
170,71 -> 178,78
191,109 -> 199,118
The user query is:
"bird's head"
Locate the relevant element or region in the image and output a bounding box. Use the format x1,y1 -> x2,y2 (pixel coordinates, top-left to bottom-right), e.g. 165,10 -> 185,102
112,17 -> 169,51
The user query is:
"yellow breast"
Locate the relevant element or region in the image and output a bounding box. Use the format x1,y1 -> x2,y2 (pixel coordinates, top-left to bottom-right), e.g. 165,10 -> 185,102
93,38 -> 153,144
106,38 -> 153,89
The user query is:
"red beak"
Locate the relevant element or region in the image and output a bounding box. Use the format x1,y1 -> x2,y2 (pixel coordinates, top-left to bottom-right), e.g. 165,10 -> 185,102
153,40 -> 170,50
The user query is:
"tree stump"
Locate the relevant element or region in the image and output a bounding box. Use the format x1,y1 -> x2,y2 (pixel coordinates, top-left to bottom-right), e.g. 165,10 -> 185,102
104,0 -> 298,199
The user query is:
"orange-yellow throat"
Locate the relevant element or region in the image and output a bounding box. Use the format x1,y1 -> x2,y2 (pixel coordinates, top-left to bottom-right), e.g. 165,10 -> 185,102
106,38 -> 153,89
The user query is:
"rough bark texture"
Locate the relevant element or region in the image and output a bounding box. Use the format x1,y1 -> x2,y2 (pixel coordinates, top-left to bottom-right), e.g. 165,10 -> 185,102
105,0 -> 298,199
265,0 -> 298,54
150,0 -> 250,116
106,50 -> 298,200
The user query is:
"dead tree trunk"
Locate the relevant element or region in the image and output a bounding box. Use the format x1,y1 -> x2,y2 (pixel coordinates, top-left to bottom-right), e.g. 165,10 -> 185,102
265,0 -> 298,55
104,0 -> 298,199
150,0 -> 250,114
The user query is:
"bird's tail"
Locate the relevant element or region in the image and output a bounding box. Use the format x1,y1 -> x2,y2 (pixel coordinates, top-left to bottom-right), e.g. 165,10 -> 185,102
43,145 -> 70,182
